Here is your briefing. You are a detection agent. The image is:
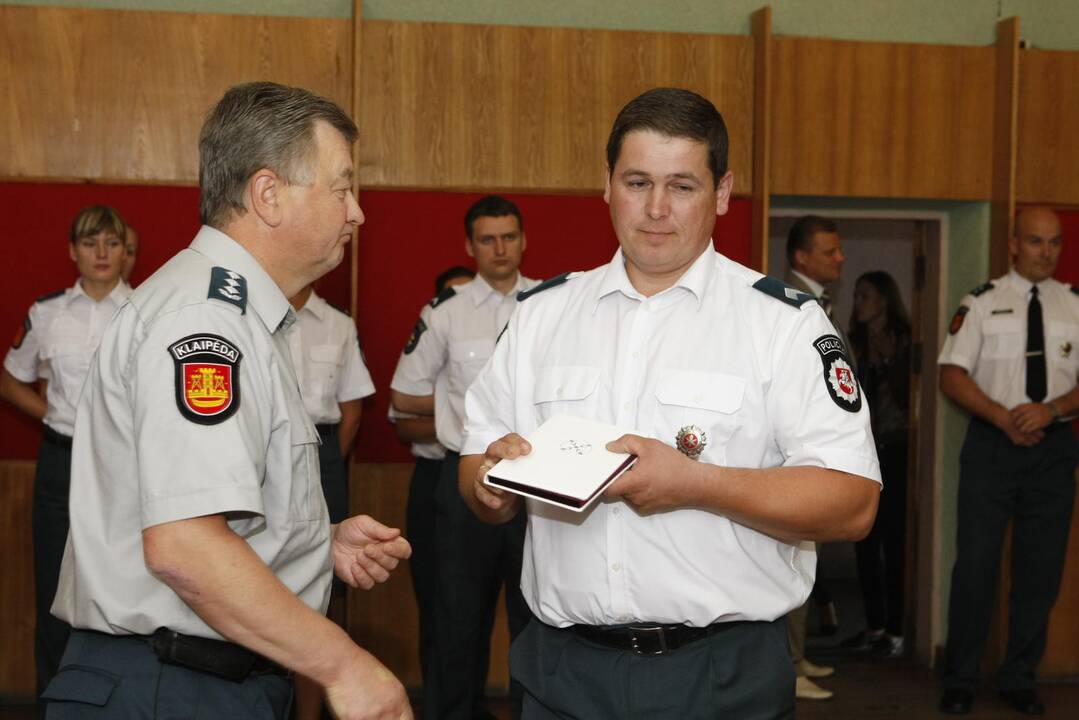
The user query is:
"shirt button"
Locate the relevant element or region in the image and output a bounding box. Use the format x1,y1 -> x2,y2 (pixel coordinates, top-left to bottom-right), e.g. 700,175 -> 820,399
612,562 -> 622,572
631,350 -> 640,360
612,506 -> 621,515
555,386 -> 562,397
623,401 -> 632,411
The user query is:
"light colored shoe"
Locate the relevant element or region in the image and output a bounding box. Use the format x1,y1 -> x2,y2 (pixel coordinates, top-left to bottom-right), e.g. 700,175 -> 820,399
795,676 -> 834,701
798,658 -> 835,678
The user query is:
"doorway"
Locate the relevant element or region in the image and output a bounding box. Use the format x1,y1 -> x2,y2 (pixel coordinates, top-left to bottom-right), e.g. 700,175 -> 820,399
768,209 -> 948,667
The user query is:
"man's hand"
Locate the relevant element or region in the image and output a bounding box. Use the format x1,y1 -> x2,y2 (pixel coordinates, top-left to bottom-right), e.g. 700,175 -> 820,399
1010,402 -> 1053,435
324,649 -> 413,720
332,516 -> 411,589
992,405 -> 1045,447
458,434 -> 529,524
603,434 -> 702,513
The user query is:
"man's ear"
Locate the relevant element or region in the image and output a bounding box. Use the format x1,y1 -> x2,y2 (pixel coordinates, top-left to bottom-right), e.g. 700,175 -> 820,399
714,171 -> 734,217
69,243 -> 77,263
603,163 -> 612,205
249,169 -> 285,228
465,237 -> 475,259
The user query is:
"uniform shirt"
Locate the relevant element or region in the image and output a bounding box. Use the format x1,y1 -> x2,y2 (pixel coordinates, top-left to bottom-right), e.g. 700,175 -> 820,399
4,280 -> 131,436
53,226 -> 331,638
939,270 -> 1079,408
461,244 -> 881,628
287,290 -> 375,425
387,403 -> 447,460
391,272 -> 538,453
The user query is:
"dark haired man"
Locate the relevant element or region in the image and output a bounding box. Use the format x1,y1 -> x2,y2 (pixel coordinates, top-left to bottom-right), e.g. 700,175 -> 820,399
459,87 -> 881,718
1,205 -> 131,716
938,206 -> 1079,716
45,82 -> 412,720
391,197 -> 536,719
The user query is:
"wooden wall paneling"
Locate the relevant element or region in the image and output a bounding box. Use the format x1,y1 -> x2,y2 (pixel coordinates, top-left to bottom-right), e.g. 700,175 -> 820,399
358,21 -> 753,194
990,17 -> 1020,278
0,461 -> 37,699
1017,50 -> 1079,206
750,6 -> 771,274
770,37 -> 995,200
351,0 -> 363,322
0,5 -> 351,184
346,463 -> 512,691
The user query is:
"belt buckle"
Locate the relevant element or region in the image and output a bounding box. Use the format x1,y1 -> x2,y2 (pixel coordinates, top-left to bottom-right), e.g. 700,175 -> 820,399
629,625 -> 669,656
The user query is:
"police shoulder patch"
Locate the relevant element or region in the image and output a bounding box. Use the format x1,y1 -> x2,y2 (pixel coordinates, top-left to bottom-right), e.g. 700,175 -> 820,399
404,318 -> 427,355
970,281 -> 995,297
813,334 -> 861,413
11,316 -> 30,349
208,267 -> 247,313
429,286 -> 457,309
35,289 -> 66,304
518,272 -> 571,302
168,333 -> 243,425
949,305 -> 970,335
751,277 -> 815,309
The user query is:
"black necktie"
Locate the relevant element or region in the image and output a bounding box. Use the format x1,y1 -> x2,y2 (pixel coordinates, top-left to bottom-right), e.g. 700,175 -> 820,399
1026,285 -> 1047,402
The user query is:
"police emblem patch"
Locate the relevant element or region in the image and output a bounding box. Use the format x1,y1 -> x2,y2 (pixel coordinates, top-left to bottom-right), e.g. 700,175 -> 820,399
168,333 -> 243,425
675,425 -> 707,459
813,335 -> 861,413
949,305 -> 969,335
11,316 -> 30,350
404,318 -> 427,355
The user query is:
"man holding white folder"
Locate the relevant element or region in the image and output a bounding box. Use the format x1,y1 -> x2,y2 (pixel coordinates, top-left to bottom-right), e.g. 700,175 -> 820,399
459,88 -> 882,719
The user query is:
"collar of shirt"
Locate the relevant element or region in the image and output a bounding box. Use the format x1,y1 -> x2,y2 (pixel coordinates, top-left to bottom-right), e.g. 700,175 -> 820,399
466,272 -> 528,307
592,242 -> 716,313
298,290 -> 328,321
67,279 -> 133,308
1006,268 -> 1051,298
189,225 -> 292,334
790,269 -> 825,298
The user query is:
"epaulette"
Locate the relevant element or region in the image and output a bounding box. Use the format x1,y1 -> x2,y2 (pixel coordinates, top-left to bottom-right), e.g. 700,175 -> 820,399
327,300 -> 351,317
518,272 -> 571,302
207,266 -> 247,314
428,286 -> 457,308
1070,285 -> 1079,297
35,289 -> 66,304
751,277 -> 815,309
970,282 -> 994,297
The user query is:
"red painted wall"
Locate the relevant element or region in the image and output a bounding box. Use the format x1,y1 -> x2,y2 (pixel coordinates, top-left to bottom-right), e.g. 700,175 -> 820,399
0,183 -> 751,461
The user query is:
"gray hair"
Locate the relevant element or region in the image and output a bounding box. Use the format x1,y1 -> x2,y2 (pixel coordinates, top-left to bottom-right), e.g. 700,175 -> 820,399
198,81 -> 358,228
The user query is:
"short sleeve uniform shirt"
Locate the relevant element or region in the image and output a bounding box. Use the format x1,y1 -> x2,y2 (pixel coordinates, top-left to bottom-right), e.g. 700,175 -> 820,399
461,245 -> 881,627
391,273 -> 538,453
4,281 -> 132,435
939,270 -> 1079,406
53,226 -> 331,638
287,290 -> 375,425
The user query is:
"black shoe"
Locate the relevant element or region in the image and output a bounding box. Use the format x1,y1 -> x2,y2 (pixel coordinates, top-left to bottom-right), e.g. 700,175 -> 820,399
939,688 -> 974,715
999,688 -> 1046,715
840,628 -> 883,650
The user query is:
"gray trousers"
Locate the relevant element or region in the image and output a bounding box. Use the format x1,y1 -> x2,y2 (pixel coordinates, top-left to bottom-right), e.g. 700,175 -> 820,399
513,617 -> 795,720
44,630 -> 292,719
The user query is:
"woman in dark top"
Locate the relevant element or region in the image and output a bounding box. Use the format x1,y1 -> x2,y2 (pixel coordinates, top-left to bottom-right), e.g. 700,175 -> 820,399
846,270 -> 912,657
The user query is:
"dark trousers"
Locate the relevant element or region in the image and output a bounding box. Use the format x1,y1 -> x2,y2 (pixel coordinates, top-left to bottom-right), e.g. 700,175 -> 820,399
944,419 -> 1078,692
512,617 -> 794,720
316,424 -> 348,525
429,451 -> 529,720
35,431 -> 73,717
406,457 -> 443,690
44,630 -> 291,719
854,443 -> 908,635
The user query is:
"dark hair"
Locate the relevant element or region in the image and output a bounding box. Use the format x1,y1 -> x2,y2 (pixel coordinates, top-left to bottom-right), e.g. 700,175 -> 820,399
464,196 -> 523,238
435,265 -> 475,294
198,81 -> 358,228
605,87 -> 729,187
848,271 -> 912,362
70,205 -> 127,245
786,215 -> 839,268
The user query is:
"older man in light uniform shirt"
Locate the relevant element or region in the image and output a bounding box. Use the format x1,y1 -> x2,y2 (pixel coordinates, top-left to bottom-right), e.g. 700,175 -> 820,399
458,88 -> 880,719
391,197 -> 538,720
45,82 -> 411,720
938,206 -> 1079,717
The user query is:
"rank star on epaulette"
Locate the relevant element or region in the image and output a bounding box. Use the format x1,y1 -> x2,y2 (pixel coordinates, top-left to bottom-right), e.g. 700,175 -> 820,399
814,334 -> 861,412
751,277 -> 814,309
168,333 -> 243,425
208,267 -> 247,313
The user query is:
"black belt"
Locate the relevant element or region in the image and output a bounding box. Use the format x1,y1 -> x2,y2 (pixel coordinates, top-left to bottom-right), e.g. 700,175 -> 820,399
316,423 -> 338,438
149,628 -> 290,682
42,425 -> 72,448
567,621 -> 743,656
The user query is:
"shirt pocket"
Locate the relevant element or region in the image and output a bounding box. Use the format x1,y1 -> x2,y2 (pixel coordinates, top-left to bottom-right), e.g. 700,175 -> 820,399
1047,320 -> 1079,372
449,338 -> 496,391
982,316 -> 1023,359
290,421 -> 325,522
652,370 -> 746,465
532,366 -> 601,423
40,336 -> 91,405
307,343 -> 343,403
